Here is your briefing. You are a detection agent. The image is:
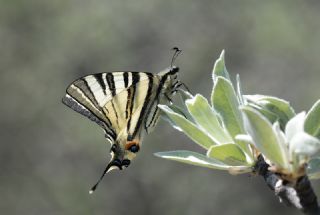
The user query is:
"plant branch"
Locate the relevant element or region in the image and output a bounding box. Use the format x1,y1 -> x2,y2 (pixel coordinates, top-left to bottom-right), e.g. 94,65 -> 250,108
254,155 -> 320,215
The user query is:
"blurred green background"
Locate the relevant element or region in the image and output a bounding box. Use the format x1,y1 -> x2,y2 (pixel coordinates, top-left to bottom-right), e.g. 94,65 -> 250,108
1,0 -> 320,214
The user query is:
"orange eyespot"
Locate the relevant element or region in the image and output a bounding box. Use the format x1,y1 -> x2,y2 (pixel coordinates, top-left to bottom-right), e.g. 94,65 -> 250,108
125,141 -> 140,153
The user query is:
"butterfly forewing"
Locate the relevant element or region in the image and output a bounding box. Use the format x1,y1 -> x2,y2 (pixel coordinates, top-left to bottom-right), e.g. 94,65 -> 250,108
78,72 -> 150,107
63,71 -> 164,139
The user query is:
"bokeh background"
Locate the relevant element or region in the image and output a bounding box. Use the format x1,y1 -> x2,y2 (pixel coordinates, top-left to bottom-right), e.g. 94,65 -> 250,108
1,0 -> 320,214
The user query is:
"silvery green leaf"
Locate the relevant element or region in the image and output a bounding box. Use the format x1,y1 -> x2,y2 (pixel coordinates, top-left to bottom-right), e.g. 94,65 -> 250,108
247,102 -> 279,125
154,150 -> 231,170
186,94 -> 233,144
285,112 -> 306,142
159,105 -> 217,149
169,103 -> 193,122
236,74 -> 245,105
245,95 -> 295,130
228,166 -> 253,175
160,104 -> 191,131
178,89 -> 194,112
272,122 -> 290,169
307,158 -> 320,180
234,134 -> 254,161
211,77 -> 245,139
178,88 -> 193,100
212,50 -> 231,82
244,95 -> 296,117
241,106 -> 287,168
175,90 -> 196,123
235,134 -> 254,145
290,132 -> 320,157
207,143 -> 251,166
161,112 -> 183,132
284,113 -> 304,170
305,99 -> 320,138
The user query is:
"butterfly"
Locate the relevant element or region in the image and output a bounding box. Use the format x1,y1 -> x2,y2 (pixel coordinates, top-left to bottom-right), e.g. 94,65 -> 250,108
62,48 -> 184,193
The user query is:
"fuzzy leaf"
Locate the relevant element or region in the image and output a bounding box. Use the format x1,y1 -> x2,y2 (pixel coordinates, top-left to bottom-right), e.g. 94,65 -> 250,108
161,104 -> 189,132
272,122 -> 290,168
241,106 -> 287,168
247,103 -> 279,125
211,77 -> 245,139
307,158 -> 320,180
236,74 -> 245,105
169,103 -> 193,122
245,95 -> 295,130
305,99 -> 320,138
228,166 -> 253,175
207,143 -> 250,166
235,134 -> 254,145
212,50 -> 231,82
159,105 -> 217,149
178,88 -> 193,100
285,112 -> 306,142
186,94 -> 233,144
173,90 -> 196,123
290,132 -> 320,156
178,90 -> 194,118
155,150 -> 231,170
234,134 -> 254,161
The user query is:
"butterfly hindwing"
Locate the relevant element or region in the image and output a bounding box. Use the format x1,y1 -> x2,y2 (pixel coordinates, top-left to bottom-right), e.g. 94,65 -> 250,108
126,73 -> 160,138
102,73 -> 160,135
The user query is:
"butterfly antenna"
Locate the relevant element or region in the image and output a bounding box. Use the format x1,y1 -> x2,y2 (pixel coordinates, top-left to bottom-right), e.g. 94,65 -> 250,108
89,162 -> 113,194
171,47 -> 182,68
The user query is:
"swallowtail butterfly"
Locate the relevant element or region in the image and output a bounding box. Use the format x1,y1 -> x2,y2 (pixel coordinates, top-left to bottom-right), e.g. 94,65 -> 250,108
62,48 -> 184,193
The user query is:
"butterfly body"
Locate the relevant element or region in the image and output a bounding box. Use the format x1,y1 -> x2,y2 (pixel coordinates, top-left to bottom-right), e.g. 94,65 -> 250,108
62,67 -> 181,186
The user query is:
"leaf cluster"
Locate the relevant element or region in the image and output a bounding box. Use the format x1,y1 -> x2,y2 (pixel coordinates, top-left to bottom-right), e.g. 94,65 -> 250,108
155,50 -> 320,181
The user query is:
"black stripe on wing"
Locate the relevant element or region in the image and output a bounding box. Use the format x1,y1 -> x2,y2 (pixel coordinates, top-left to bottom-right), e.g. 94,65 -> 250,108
93,73 -> 107,95
104,73 -> 120,127
126,72 -> 140,140
106,73 -> 116,96
123,72 -> 129,88
125,87 -> 132,119
144,101 -> 160,133
132,73 -> 154,138
144,72 -> 170,132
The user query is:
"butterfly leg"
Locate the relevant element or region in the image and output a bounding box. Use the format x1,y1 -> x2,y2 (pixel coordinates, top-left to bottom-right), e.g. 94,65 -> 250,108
165,93 -> 173,104
180,82 -> 192,94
